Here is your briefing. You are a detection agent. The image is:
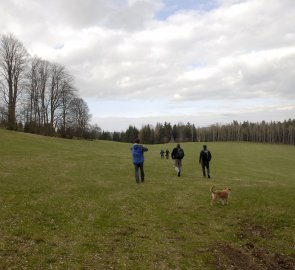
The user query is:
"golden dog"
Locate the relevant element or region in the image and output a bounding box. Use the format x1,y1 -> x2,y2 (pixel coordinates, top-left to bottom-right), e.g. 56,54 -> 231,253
210,186 -> 231,205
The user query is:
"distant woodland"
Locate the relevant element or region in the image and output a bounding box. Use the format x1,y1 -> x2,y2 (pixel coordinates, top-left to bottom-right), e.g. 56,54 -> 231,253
1,33 -> 294,145
100,120 -> 295,145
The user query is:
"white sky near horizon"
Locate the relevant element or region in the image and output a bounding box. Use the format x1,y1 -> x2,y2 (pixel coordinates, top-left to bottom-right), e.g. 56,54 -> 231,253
1,0 -> 295,131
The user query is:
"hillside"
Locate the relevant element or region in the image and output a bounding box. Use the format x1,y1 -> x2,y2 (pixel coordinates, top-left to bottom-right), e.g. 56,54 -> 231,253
0,129 -> 295,269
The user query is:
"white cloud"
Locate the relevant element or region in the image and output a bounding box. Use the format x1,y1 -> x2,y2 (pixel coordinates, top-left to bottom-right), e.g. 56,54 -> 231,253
1,0 -> 295,130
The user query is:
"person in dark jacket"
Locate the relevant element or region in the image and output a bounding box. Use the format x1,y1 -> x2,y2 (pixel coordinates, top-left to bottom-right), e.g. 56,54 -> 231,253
171,143 -> 184,177
165,149 -> 170,159
199,145 -> 212,178
131,138 -> 148,183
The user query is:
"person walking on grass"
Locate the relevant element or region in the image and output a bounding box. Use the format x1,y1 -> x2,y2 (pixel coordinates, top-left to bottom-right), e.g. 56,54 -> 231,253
131,138 -> 148,183
160,149 -> 165,159
165,149 -> 170,159
171,143 -> 184,177
199,145 -> 212,179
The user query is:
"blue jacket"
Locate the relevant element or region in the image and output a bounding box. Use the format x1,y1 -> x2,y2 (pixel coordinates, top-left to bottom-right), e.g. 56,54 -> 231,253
131,143 -> 148,165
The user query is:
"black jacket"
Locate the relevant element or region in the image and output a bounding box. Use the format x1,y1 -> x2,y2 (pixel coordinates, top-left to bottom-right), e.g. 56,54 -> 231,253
171,147 -> 184,159
199,150 -> 211,163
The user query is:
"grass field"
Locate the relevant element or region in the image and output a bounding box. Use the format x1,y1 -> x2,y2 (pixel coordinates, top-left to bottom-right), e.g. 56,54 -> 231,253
0,129 -> 295,269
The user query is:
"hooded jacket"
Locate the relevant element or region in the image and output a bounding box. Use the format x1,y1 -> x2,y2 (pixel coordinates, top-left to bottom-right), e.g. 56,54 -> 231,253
131,143 -> 148,165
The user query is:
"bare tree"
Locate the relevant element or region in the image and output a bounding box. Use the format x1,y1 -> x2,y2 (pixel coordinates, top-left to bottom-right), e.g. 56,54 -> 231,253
26,57 -> 40,124
48,63 -> 63,129
58,73 -> 76,136
37,59 -> 50,126
24,58 -> 83,137
48,63 -> 77,131
0,33 -> 28,130
0,81 -> 7,125
0,98 -> 6,125
22,57 -> 52,133
68,97 -> 91,138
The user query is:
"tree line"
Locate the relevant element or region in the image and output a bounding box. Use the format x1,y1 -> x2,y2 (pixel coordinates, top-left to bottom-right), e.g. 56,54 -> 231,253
98,119 -> 295,145
1,33 -> 294,145
0,33 -> 99,139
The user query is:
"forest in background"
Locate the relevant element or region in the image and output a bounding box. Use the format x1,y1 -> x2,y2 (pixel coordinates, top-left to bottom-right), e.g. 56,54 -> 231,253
1,33 -> 294,145
99,119 -> 295,145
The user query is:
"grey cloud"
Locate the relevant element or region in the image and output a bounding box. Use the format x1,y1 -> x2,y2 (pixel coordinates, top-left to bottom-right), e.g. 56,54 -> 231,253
1,0 -> 295,103
105,1 -> 157,30
36,0 -> 158,30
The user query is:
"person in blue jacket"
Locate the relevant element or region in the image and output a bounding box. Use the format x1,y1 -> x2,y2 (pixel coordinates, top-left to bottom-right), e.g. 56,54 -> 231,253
131,138 -> 148,183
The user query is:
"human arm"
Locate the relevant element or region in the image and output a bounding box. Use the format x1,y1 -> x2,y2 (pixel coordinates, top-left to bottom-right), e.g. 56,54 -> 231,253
141,145 -> 148,152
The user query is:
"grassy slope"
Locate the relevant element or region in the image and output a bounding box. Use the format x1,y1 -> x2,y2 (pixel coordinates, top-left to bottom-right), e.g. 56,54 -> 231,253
0,129 -> 294,269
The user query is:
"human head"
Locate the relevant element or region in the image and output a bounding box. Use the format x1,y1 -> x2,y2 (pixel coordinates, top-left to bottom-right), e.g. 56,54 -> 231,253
177,143 -> 180,148
135,138 -> 140,144
203,145 -> 207,150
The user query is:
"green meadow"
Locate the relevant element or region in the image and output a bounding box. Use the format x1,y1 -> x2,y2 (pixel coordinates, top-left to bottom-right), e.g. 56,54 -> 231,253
0,129 -> 295,269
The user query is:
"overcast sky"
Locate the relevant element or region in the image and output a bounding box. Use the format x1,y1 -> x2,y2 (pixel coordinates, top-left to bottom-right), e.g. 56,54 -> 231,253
1,0 -> 295,131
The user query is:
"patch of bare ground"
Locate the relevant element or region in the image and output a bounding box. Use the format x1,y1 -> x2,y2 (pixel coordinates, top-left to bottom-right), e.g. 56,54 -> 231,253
237,220 -> 273,241
211,242 -> 295,270
210,220 -> 295,270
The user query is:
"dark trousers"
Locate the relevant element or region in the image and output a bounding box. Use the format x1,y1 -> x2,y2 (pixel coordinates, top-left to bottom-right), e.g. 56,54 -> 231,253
174,159 -> 182,175
201,161 -> 210,177
134,163 -> 144,183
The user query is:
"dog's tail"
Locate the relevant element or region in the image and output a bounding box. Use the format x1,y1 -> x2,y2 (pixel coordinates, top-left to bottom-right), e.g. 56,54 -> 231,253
210,186 -> 216,193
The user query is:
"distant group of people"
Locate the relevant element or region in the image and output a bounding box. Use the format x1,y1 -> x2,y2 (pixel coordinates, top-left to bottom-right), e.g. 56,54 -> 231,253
160,149 -> 170,159
131,138 -> 212,183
